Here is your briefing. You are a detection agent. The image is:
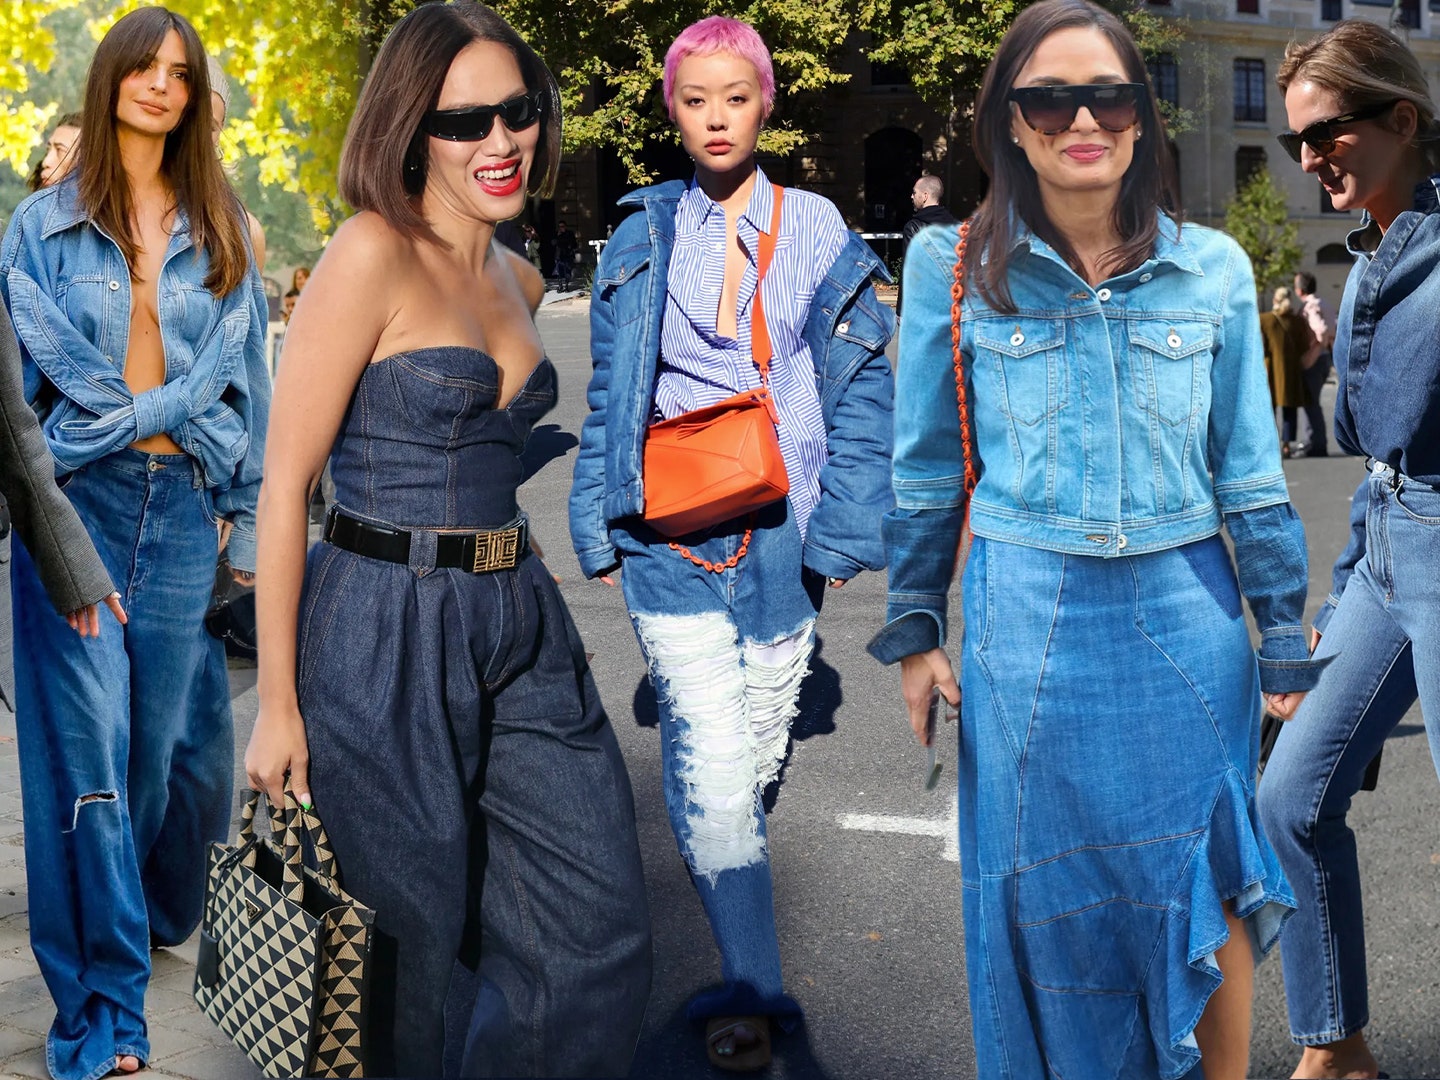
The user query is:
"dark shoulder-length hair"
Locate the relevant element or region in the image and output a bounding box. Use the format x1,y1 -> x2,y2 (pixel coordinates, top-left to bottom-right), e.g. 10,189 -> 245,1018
339,1 -> 561,242
77,7 -> 249,296
27,112 -> 82,193
966,0 -> 1180,314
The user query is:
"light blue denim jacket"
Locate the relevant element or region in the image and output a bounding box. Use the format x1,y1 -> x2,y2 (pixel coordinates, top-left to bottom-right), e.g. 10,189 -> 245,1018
870,215 -> 1325,693
569,179 -> 896,580
0,177 -> 270,572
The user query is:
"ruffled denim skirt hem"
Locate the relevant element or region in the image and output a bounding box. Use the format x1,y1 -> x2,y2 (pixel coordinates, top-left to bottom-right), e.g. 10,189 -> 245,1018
955,535 -> 1295,1080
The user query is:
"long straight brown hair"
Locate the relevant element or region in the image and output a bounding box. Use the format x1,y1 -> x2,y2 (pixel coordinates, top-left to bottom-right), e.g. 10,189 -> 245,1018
966,0 -> 1180,314
76,6 -> 248,296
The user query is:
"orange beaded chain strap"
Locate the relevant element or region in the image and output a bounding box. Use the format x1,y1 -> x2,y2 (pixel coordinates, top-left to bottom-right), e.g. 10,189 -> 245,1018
950,220 -> 979,570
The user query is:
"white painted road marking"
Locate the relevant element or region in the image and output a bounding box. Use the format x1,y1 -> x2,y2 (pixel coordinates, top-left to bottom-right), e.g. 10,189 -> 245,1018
837,791 -> 960,862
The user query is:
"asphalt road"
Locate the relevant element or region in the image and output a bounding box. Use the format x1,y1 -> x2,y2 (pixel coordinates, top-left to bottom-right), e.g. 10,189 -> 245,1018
6,299 -> 1434,1079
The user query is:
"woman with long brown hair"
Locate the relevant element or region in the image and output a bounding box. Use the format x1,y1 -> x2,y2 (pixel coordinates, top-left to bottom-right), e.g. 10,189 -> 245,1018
0,8 -> 269,1078
872,0 -> 1323,1074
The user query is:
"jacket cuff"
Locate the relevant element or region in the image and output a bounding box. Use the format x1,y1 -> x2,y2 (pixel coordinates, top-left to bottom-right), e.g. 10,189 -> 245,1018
802,539 -> 865,582
1257,625 -> 1332,693
226,526 -> 258,576
577,544 -> 620,580
867,611 -> 943,665
1312,594 -> 1340,636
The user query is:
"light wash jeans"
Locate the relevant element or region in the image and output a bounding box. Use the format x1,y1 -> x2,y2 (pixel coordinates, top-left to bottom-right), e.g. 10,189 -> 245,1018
615,500 -> 822,1027
11,449 -> 231,1080
1259,461 -> 1440,1044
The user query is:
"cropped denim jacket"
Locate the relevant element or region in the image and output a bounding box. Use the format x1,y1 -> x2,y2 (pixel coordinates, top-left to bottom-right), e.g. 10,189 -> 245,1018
569,179 -> 896,581
0,178 -> 270,571
870,215 -> 1325,693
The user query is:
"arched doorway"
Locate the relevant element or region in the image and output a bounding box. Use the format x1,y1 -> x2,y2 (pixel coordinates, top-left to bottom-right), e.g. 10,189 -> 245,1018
864,127 -> 923,232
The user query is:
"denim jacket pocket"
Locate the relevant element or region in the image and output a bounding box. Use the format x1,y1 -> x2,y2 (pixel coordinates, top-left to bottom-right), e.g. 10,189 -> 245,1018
1128,320 -> 1213,426
595,249 -> 650,327
975,319 -> 1068,426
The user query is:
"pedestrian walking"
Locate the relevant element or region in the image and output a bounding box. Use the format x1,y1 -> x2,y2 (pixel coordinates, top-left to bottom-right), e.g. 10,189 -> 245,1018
243,4 -> 650,1076
570,15 -> 895,1071
0,9 -> 270,1078
1293,270 -> 1334,456
1260,285 -> 1313,457
552,218 -> 578,288
898,174 -> 957,318
870,2 -> 1323,1076
1259,19 -> 1440,1080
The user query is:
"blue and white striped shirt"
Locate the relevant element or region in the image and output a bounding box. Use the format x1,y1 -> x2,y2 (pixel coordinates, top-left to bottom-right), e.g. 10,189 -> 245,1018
656,169 -> 849,540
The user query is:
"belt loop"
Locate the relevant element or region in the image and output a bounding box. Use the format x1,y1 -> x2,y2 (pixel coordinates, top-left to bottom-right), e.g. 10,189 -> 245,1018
192,456 -> 206,490
407,528 -> 437,576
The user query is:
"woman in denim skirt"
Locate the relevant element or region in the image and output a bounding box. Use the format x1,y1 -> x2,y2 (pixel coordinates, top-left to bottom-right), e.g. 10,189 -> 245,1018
0,10 -> 270,1079
244,4 -> 650,1076
569,16 -> 895,1071
1259,21 -> 1440,1080
870,2 -> 1327,1076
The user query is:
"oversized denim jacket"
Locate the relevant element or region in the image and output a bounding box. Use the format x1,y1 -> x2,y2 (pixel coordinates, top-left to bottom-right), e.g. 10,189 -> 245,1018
0,178 -> 270,572
870,215 -> 1325,693
569,179 -> 896,580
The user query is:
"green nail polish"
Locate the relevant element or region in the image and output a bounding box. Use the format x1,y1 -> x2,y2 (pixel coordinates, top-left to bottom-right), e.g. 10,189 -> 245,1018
300,799 -> 313,810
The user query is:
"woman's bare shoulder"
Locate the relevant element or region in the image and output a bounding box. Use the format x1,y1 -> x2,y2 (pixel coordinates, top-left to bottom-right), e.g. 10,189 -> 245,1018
501,245 -> 545,312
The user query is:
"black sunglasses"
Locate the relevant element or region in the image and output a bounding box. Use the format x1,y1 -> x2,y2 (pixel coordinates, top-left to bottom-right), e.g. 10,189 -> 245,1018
1276,99 -> 1399,162
1007,83 -> 1146,136
421,92 -> 544,142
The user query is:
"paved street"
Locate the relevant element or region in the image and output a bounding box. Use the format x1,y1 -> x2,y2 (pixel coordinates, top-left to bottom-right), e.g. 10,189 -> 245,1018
0,299 -> 1436,1079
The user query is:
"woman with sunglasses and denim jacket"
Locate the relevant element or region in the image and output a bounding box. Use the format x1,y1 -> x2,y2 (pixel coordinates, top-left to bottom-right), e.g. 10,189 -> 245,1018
869,1 -> 1325,1076
570,15 -> 894,1072
243,4 -> 649,1075
1257,20 -> 1440,1080
0,10 -> 270,1077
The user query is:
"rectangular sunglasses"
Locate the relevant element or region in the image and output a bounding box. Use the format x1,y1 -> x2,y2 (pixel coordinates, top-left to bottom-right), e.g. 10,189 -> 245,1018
421,92 -> 544,141
1008,83 -> 1146,136
1276,99 -> 1398,162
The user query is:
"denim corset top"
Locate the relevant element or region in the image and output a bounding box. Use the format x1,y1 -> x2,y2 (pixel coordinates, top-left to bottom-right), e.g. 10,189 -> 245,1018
330,346 -> 557,529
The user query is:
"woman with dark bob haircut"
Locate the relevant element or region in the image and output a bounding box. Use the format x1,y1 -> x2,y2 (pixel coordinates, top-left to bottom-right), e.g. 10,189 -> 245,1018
244,3 -> 650,1075
870,0 -> 1326,1075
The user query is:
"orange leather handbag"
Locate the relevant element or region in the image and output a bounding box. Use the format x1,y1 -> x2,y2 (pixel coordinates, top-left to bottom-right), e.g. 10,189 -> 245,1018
642,185 -> 789,540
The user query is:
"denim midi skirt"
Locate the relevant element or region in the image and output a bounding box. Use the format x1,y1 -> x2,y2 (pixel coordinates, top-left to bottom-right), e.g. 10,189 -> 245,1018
956,534 -> 1294,1080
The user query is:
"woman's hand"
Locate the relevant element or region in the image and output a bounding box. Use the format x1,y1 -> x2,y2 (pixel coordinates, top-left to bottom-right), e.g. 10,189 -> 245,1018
64,592 -> 127,637
1264,691 -> 1307,722
245,703 -> 312,809
901,648 -> 960,745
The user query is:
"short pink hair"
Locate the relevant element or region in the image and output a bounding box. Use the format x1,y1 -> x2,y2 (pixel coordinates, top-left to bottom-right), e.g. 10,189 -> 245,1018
662,16 -> 775,120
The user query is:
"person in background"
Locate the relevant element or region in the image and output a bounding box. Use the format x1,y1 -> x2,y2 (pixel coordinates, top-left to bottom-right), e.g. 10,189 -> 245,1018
898,173 -> 957,317
1293,269 -> 1334,457
291,264 -> 310,292
552,217 -> 577,289
522,222 -> 541,268
27,112 -> 82,192
281,288 -> 299,322
1260,284 -> 1314,458
243,3 -> 650,1074
873,1 -> 1320,1075
0,8 -> 271,1078
1260,19 -> 1440,1079
207,55 -> 267,272
571,15 -> 894,1071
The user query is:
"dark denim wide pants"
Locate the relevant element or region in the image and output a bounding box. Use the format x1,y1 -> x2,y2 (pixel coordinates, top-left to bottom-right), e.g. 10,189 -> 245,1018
298,540 -> 652,1078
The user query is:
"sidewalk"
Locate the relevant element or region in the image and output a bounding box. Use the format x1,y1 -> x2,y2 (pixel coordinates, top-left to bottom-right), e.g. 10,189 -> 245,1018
0,702 -> 260,1080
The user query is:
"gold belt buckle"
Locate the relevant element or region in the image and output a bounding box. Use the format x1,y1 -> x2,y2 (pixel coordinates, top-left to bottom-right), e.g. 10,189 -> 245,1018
472,526 -> 521,573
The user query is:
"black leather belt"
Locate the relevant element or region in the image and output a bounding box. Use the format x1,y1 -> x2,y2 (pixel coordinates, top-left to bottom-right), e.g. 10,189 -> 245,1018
324,507 -> 527,573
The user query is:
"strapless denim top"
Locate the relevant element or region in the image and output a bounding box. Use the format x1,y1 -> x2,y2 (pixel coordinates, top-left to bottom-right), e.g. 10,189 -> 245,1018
330,346 -> 557,530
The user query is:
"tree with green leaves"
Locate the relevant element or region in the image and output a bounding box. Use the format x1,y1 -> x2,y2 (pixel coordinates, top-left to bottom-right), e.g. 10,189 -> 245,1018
3,0 -> 1186,237
1223,167 -> 1303,296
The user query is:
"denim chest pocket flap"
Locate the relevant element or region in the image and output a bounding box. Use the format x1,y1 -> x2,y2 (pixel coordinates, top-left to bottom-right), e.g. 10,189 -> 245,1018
1127,320 -> 1214,425
974,319 -> 1068,426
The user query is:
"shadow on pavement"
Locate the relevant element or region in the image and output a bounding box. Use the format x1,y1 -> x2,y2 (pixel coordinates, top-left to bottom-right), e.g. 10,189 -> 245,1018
630,1000 -> 838,1080
520,423 -> 579,482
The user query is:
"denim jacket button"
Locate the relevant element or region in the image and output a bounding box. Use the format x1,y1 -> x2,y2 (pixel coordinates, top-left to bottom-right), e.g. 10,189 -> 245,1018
838,320 -> 851,334
1167,331 -> 1183,349
108,280 -> 120,291
1117,534 -> 1128,550
1096,287 -> 1112,301
1010,330 -> 1025,347
1139,273 -> 1153,283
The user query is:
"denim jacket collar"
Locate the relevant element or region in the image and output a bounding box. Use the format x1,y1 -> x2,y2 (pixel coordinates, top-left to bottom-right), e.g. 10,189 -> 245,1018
38,176 -> 194,251
1345,173 -> 1440,256
1010,210 -> 1204,280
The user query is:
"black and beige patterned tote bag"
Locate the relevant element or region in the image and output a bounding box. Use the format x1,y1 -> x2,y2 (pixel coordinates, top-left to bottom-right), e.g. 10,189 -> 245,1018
193,788 -> 375,1077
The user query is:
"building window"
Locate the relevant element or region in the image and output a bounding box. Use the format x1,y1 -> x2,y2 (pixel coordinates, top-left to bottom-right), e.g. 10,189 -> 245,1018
869,60 -> 911,88
1147,54 -> 1179,107
1237,0 -> 1259,12
1397,0 -> 1420,26
1322,0 -> 1343,18
1235,146 -> 1267,189
1234,59 -> 1266,122
1321,186 -> 1347,213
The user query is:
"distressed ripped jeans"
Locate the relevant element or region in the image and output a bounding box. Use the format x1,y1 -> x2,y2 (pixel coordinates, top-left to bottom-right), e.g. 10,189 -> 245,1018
616,502 -> 823,1024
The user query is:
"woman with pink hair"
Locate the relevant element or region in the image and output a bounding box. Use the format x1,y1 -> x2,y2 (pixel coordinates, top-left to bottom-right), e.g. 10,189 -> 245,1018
571,15 -> 896,1072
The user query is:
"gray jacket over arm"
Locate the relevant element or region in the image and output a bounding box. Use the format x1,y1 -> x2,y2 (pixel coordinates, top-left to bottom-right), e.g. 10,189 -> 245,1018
0,302 -> 114,613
